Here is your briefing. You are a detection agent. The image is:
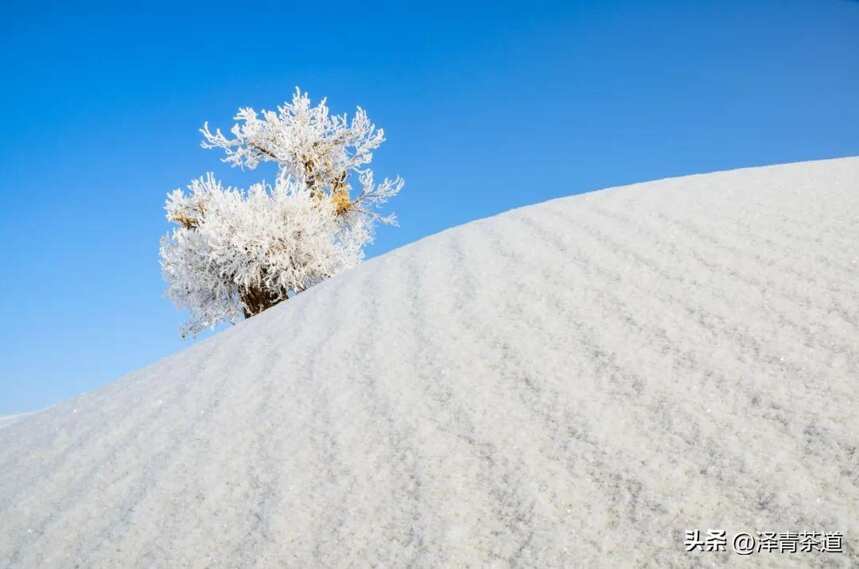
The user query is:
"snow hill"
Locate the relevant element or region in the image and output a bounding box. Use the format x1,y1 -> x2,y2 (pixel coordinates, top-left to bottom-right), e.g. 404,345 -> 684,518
0,414 -> 31,430
1,158 -> 857,568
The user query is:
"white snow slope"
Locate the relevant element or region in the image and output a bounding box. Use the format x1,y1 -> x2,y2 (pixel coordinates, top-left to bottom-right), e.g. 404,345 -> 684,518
1,158 -> 857,569
0,414 -> 32,430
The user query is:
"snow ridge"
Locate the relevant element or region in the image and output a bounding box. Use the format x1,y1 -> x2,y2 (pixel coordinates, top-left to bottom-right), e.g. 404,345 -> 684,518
1,157 -> 857,568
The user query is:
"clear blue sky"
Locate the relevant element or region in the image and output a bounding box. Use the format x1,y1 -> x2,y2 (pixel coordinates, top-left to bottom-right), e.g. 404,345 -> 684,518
1,1 -> 857,415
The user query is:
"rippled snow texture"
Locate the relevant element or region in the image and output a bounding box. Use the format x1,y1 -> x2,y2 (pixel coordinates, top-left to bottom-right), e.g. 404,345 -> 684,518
1,158 -> 857,568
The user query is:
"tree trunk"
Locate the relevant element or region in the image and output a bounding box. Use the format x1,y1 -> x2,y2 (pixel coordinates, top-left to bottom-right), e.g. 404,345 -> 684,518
240,284 -> 286,318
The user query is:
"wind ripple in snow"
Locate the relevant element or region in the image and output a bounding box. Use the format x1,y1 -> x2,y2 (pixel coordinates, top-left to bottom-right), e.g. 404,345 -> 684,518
1,157 -> 858,568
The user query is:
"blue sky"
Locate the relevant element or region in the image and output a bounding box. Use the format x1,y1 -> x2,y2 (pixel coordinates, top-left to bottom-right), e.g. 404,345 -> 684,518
1,0 -> 857,414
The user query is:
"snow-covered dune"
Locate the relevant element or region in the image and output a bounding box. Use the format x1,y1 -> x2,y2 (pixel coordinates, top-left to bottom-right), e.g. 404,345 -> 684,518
1,158 -> 857,568
0,414 -> 33,430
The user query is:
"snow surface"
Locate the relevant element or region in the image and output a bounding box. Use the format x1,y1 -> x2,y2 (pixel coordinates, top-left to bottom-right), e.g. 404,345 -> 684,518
1,157 -> 857,568
0,414 -> 33,430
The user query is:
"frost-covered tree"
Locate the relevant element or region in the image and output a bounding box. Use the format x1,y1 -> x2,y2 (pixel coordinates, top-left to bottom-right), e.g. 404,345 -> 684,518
160,89 -> 403,337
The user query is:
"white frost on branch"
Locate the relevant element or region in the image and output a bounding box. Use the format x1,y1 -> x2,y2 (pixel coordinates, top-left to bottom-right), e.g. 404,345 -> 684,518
161,89 -> 402,337
200,88 -> 403,221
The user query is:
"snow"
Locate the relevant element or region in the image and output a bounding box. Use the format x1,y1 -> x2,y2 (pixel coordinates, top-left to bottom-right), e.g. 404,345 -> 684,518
1,157 -> 857,568
0,413 -> 35,430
